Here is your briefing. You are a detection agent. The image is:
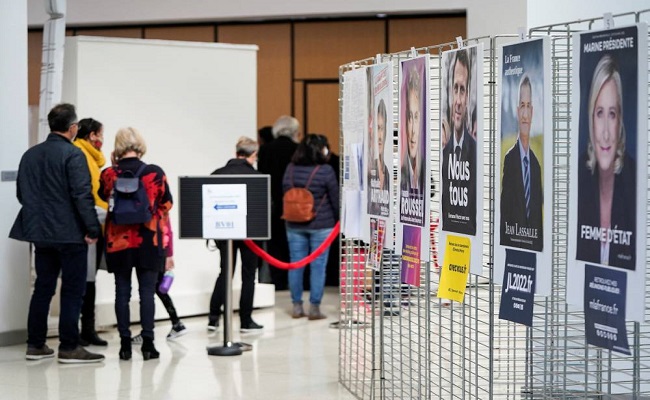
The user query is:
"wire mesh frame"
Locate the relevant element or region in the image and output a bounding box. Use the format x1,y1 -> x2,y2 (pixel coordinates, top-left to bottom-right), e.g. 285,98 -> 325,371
338,9 -> 650,399
524,9 -> 650,399
337,35 -> 533,399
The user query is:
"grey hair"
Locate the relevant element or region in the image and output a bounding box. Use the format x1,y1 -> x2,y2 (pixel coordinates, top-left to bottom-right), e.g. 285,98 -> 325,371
272,115 -> 299,140
235,136 -> 259,157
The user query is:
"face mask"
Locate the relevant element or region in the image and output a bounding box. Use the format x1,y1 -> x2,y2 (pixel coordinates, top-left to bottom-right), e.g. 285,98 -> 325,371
92,140 -> 103,150
323,148 -> 329,157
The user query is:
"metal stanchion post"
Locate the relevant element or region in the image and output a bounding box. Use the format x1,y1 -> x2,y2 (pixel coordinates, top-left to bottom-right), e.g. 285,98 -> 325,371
207,240 -> 250,356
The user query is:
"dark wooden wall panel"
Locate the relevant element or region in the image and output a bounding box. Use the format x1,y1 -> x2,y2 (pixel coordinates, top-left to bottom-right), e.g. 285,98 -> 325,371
144,26 -> 214,42
306,83 -> 340,152
388,16 -> 466,53
218,23 -> 292,128
294,20 -> 385,80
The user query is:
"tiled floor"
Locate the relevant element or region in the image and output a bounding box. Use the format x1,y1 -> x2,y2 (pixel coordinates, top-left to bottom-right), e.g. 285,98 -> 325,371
0,288 -> 357,400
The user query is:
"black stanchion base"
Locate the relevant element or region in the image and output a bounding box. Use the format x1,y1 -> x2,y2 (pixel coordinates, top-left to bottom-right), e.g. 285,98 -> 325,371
207,344 -> 243,356
206,342 -> 253,356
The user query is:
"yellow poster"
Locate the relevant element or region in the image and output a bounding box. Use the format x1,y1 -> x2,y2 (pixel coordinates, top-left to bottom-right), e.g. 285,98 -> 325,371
437,235 -> 471,303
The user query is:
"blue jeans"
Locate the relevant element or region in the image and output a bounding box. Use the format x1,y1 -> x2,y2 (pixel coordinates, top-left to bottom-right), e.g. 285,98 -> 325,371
114,267 -> 158,339
28,243 -> 88,351
286,227 -> 332,305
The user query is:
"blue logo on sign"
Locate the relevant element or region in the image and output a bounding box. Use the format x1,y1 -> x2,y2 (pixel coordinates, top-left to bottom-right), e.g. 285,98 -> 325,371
214,204 -> 238,211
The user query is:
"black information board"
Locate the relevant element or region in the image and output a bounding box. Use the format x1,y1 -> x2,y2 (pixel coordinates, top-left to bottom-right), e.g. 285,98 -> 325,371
179,175 -> 270,240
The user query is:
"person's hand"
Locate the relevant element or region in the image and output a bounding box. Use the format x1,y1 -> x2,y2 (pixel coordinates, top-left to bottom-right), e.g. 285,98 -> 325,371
84,235 -> 98,245
165,257 -> 175,271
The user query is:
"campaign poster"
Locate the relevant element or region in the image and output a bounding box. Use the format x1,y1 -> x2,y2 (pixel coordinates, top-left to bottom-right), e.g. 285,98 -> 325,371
498,249 -> 536,327
437,235 -> 471,303
401,225 -> 422,286
367,63 -> 394,219
396,55 -> 430,260
439,44 -> 484,276
567,23 -> 648,322
494,37 -> 553,296
341,67 -> 367,238
368,218 -> 386,271
398,56 -> 430,228
584,264 -> 630,355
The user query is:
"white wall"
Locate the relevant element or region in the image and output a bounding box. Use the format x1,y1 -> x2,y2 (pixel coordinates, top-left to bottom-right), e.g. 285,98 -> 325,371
27,0 -> 526,39
528,0 -> 648,29
62,36 -> 273,326
0,0 -> 30,345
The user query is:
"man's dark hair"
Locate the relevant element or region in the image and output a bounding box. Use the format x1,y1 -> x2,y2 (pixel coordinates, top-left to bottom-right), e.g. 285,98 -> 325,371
76,118 -> 103,140
292,133 -> 326,166
258,126 -> 274,145
453,49 -> 470,88
48,103 -> 77,133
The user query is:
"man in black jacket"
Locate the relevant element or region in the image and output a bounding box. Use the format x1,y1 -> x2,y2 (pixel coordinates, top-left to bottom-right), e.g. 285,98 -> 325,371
10,103 -> 104,363
209,136 -> 264,332
257,116 -> 300,290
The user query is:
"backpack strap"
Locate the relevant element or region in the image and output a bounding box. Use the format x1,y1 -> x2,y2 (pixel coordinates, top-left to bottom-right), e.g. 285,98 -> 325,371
306,166 -> 327,215
304,165 -> 321,190
133,163 -> 148,178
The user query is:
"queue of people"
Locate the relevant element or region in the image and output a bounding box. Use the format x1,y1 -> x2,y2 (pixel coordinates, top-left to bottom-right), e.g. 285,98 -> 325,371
11,105 -> 341,364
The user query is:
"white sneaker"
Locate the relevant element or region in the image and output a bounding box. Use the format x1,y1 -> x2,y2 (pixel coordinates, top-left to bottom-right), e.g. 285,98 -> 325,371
167,323 -> 188,340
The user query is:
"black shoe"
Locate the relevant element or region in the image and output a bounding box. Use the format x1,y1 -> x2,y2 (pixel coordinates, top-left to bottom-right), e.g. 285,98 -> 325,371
119,337 -> 132,361
141,337 -> 159,360
207,317 -> 220,332
80,328 -> 108,346
240,320 -> 264,333
58,346 -> 105,364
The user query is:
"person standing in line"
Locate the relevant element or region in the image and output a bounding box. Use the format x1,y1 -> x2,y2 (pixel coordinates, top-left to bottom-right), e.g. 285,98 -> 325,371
99,127 -> 173,361
257,116 -> 300,290
209,137 -> 264,332
73,118 -> 109,347
10,103 -> 105,363
283,134 -> 340,320
132,217 -> 187,343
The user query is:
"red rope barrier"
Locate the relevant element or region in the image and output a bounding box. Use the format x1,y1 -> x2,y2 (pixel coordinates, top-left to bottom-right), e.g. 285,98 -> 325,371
243,222 -> 340,270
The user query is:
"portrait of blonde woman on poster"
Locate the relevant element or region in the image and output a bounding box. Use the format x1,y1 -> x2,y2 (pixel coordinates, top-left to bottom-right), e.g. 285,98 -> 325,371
576,53 -> 636,270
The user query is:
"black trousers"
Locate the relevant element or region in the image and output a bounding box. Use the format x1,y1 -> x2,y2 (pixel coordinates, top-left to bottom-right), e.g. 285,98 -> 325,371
210,240 -> 258,323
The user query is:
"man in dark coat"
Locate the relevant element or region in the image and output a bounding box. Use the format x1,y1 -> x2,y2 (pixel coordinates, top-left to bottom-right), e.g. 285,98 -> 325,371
500,75 -> 543,251
257,116 -> 300,290
209,136 -> 264,332
10,103 -> 104,363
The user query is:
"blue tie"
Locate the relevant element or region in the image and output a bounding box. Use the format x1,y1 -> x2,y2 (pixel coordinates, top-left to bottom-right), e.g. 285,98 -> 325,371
523,156 -> 530,220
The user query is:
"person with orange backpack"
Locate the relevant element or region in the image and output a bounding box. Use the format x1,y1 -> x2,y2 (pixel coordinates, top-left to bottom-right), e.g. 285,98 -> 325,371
282,134 -> 339,320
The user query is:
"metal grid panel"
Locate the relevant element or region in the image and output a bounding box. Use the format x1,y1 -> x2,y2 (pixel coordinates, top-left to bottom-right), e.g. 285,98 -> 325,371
339,9 -> 650,399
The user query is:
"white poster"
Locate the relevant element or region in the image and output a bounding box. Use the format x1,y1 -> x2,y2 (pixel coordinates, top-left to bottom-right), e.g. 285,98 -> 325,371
341,67 -> 368,239
439,43 -> 484,276
568,23 -> 648,322
494,37 -> 553,296
202,184 -> 247,239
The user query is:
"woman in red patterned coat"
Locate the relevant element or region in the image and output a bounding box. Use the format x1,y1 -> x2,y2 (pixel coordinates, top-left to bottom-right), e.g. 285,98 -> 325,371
99,127 -> 173,361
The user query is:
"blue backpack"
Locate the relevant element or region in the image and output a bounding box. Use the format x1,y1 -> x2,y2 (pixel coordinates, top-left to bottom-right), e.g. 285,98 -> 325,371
110,164 -> 153,225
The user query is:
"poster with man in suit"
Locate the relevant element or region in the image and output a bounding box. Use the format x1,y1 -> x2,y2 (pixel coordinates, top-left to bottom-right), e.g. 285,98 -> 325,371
499,40 -> 545,252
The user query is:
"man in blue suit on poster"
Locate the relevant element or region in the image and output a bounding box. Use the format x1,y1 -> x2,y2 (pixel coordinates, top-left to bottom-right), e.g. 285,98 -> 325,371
500,75 -> 543,251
